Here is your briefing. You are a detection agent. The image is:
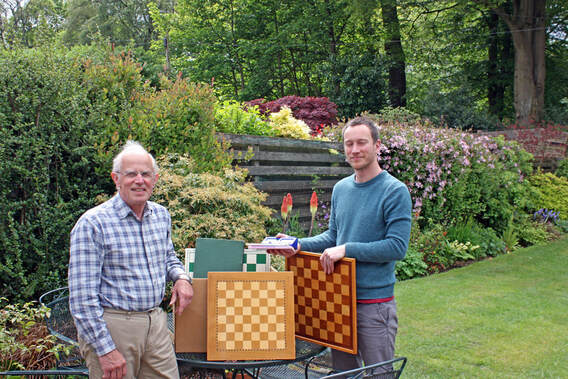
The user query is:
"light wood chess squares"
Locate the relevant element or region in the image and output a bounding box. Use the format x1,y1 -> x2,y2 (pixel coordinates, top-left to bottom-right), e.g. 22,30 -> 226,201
206,271 -> 296,361
286,251 -> 357,354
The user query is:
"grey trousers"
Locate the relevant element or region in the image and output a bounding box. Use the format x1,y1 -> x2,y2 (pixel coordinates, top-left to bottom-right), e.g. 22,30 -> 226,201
332,300 -> 398,374
78,307 -> 180,379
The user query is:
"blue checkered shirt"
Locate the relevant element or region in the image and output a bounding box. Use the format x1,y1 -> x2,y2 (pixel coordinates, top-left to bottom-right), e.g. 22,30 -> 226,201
68,195 -> 185,356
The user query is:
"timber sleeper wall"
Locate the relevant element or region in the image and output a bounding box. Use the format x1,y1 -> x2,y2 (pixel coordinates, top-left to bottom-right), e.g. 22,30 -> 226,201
220,133 -> 353,230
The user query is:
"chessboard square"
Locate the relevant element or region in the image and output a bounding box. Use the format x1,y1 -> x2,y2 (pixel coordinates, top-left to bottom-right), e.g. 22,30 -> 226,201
233,282 -> 243,290
217,282 -> 226,291
267,281 -> 277,290
218,298 -> 226,308
326,301 -> 335,312
342,324 -> 351,336
260,340 -> 268,350
341,285 -> 350,296
242,306 -> 252,315
251,281 -> 260,290
275,306 -> 285,315
259,289 -> 268,298
260,323 -> 269,332
243,323 -> 252,332
305,307 -> 312,317
313,318 -> 320,328
310,260 -> 319,270
277,340 -> 286,349
226,307 -> 235,316
318,291 -> 327,301
318,309 -> 327,320
226,341 -> 235,350
226,290 -> 234,298
226,323 -> 235,333
268,331 -> 277,340
252,332 -> 260,340
306,325 -> 313,335
335,333 -> 343,344
246,263 -> 256,271
320,329 -> 328,340
298,296 -> 305,306
251,314 -> 260,323
259,306 -> 269,316
298,277 -> 305,287
235,332 -> 243,341
318,271 -> 326,281
243,340 -> 252,350
243,289 -> 251,298
256,254 -> 267,264
334,313 -> 343,324
334,293 -> 343,305
267,314 -> 276,324
251,298 -> 260,307
333,274 -> 343,284
340,265 -> 349,275
326,281 -> 334,292
266,298 -> 277,308
218,333 -> 227,342
276,322 -> 285,332
342,305 -> 350,315
305,287 -> 312,298
275,289 -> 284,299
217,315 -> 227,324
298,314 -> 306,324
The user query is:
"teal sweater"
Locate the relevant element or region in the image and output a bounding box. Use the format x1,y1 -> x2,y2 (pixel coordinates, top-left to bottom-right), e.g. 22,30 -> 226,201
300,171 -> 412,300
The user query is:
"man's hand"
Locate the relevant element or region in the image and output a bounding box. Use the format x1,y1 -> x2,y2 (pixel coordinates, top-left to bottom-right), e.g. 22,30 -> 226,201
99,349 -> 126,379
170,279 -> 194,316
266,233 -> 300,258
320,245 -> 346,274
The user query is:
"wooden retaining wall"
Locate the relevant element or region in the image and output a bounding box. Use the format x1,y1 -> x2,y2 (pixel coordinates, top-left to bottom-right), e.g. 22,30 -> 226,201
219,133 -> 353,229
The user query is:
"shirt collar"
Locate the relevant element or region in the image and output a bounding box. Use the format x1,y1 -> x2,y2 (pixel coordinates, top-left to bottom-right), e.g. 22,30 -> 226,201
112,194 -> 154,219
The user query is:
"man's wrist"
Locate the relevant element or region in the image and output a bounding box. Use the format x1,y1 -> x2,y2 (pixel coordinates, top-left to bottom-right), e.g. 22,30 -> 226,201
176,273 -> 192,285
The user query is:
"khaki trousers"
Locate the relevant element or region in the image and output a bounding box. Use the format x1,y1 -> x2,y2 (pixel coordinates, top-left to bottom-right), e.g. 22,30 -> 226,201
78,307 -> 180,379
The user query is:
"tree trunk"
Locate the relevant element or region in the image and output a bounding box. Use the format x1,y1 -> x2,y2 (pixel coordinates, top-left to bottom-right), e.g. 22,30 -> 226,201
490,0 -> 546,125
380,0 -> 406,107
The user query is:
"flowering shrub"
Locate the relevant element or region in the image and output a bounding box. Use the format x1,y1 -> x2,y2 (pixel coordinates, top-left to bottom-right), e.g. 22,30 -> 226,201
269,107 -> 312,139
343,114 -> 535,233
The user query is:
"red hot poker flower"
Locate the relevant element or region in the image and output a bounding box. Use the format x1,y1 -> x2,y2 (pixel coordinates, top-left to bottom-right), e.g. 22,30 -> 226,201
281,195 -> 288,221
286,193 -> 293,214
310,191 -> 318,217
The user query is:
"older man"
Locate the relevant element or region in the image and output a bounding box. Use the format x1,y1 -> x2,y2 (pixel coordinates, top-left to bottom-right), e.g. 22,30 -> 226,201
69,141 -> 193,379
270,116 -> 412,374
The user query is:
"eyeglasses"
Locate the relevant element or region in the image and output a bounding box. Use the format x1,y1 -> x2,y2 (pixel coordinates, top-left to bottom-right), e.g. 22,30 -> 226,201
118,170 -> 154,179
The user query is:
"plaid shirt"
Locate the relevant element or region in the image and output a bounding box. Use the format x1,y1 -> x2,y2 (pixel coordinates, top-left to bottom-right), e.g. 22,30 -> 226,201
68,195 -> 185,356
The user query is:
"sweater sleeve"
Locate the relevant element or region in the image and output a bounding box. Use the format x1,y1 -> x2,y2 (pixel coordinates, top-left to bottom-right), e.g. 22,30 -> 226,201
345,183 -> 412,263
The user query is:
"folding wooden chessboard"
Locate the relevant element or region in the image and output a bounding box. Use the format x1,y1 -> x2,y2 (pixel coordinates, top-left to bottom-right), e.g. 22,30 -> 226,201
286,251 -> 357,354
207,271 -> 295,361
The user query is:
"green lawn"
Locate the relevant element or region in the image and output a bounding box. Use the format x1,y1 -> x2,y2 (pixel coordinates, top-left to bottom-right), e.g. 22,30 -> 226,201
395,237 -> 568,378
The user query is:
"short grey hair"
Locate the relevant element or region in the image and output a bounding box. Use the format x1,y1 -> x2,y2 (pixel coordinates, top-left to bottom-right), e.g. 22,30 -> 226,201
342,116 -> 380,143
112,140 -> 158,174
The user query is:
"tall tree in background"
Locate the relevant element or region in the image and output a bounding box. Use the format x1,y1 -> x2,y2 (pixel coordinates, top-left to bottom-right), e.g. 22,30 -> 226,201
476,0 -> 547,124
380,0 -> 406,107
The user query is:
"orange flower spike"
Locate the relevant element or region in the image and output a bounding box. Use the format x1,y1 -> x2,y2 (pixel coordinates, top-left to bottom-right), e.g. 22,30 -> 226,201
280,195 -> 288,221
310,191 -> 318,217
286,193 -> 293,214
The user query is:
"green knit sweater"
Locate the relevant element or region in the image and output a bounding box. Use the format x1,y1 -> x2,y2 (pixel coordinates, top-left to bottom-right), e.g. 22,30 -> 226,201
300,171 -> 412,299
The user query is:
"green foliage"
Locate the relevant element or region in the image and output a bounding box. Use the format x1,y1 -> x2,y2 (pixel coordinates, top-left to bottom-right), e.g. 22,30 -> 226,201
152,154 -> 273,255
214,100 -> 275,136
0,48 -> 108,302
555,157 -> 568,179
501,215 -> 519,253
528,172 -> 568,219
0,298 -> 72,371
513,215 -> 552,247
395,246 -> 428,281
84,51 -> 232,174
446,218 -> 505,258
